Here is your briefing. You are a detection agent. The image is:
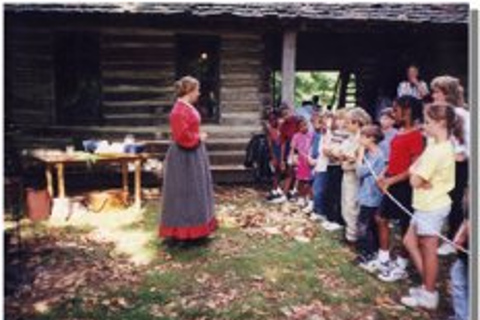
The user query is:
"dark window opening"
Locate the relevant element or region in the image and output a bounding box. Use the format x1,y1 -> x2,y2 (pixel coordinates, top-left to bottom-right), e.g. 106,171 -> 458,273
54,32 -> 101,125
176,34 -> 220,123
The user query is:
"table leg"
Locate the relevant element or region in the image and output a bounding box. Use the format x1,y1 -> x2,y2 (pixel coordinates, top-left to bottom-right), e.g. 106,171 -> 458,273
121,161 -> 129,195
45,165 -> 54,197
134,159 -> 141,208
56,163 -> 65,199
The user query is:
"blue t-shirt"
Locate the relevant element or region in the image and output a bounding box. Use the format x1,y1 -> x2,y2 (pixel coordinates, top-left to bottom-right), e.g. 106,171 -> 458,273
356,149 -> 386,207
379,128 -> 398,163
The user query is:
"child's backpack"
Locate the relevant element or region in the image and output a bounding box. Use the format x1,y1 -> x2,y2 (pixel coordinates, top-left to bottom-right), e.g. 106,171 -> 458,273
244,134 -> 272,183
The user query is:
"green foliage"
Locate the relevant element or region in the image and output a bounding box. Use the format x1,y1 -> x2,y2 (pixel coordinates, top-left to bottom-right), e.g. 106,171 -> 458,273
273,71 -> 339,108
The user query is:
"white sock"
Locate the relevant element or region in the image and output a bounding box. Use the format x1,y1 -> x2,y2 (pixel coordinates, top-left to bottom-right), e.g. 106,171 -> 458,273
396,257 -> 409,269
378,250 -> 390,263
276,187 -> 283,195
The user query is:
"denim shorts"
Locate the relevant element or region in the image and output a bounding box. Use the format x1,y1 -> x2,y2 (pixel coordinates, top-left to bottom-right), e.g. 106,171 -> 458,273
410,205 -> 450,236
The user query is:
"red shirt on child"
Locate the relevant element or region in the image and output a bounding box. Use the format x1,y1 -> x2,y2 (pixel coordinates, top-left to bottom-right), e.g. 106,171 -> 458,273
279,116 -> 299,144
387,129 -> 424,176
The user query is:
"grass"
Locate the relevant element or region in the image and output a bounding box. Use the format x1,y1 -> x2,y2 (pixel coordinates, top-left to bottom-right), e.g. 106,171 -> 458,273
4,186 -> 454,320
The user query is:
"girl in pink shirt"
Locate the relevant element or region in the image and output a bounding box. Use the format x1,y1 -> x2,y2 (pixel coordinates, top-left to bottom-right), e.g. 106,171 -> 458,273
290,117 -> 313,208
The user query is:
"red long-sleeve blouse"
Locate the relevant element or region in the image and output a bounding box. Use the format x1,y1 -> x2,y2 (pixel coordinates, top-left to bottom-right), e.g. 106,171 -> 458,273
169,100 -> 201,149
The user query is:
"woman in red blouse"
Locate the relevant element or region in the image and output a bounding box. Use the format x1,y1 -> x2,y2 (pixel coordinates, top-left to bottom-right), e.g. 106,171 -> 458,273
159,76 -> 217,244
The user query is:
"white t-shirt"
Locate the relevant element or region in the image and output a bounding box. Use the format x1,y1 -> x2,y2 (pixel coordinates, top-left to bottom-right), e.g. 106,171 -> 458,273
313,132 -> 330,173
397,81 -> 429,99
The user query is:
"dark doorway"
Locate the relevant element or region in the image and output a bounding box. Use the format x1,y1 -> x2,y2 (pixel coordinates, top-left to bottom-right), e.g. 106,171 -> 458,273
176,34 -> 220,123
54,32 -> 101,125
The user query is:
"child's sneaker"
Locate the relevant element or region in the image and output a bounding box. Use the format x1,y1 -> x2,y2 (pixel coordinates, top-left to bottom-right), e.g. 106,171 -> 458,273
302,200 -> 314,214
401,288 -> 439,310
287,189 -> 298,202
363,257 -> 390,274
358,257 -> 382,273
408,285 -> 425,298
322,221 -> 344,231
265,190 -> 279,202
378,261 -> 408,282
309,213 -> 325,222
268,193 -> 287,204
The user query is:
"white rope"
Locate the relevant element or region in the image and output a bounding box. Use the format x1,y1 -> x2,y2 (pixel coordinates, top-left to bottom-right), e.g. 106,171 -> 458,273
363,155 -> 470,256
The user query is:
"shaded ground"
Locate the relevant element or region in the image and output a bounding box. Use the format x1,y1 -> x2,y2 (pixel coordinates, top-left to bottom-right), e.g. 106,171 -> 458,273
4,186 -> 455,319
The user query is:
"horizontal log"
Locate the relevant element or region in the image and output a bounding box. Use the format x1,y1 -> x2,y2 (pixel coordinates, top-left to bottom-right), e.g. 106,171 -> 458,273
221,91 -> 262,102
220,73 -> 261,81
100,63 -> 174,72
221,51 -> 263,61
220,33 -> 261,40
102,104 -> 164,114
221,65 -> 263,73
103,99 -> 171,107
222,106 -> 262,114
102,70 -> 175,80
100,27 -> 174,36
101,50 -> 175,61
101,42 -> 175,49
221,59 -> 262,68
103,114 -> 160,127
221,37 -> 263,45
101,44 -> 174,53
220,87 -> 260,94
221,78 -> 262,87
103,85 -> 174,93
103,91 -> 173,102
102,33 -> 174,42
102,77 -> 171,86
221,43 -> 264,53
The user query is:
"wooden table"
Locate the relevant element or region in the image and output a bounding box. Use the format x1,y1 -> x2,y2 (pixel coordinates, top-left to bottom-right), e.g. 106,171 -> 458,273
30,151 -> 146,208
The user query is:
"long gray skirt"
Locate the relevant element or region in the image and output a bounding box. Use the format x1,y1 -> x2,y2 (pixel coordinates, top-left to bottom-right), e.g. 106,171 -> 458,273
158,142 -> 216,240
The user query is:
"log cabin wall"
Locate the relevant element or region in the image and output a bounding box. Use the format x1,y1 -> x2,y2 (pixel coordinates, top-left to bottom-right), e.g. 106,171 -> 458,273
5,20 -> 267,129
219,32 -> 265,127
99,28 -> 266,128
99,27 -> 176,127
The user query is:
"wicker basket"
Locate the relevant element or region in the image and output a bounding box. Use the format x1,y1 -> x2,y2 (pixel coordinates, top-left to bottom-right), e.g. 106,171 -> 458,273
84,189 -> 129,213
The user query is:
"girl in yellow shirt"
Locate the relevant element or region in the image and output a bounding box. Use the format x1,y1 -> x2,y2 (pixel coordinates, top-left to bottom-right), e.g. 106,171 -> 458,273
401,103 -> 456,310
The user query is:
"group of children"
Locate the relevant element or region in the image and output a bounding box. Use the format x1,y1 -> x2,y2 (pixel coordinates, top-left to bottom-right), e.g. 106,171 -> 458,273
262,75 -> 470,317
